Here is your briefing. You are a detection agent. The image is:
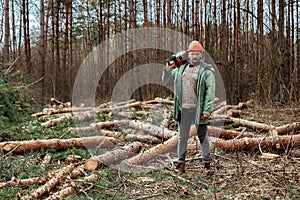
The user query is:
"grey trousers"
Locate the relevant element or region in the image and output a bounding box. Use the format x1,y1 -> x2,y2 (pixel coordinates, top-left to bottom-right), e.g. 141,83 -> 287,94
178,108 -> 211,164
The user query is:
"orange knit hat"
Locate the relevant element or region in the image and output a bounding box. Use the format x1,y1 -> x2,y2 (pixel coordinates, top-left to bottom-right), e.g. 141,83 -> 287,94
188,41 -> 204,52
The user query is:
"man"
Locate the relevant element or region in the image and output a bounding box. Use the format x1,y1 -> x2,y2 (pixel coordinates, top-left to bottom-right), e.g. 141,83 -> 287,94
162,41 -> 215,173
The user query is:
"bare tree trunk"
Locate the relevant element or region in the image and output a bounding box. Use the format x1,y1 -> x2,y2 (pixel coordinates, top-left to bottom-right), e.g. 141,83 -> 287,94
3,0 -> 10,68
221,0 -> 227,66
194,0 -> 200,40
142,0 -> 148,27
288,0 -> 294,102
155,0 -> 160,27
181,0 -> 186,35
61,0 -> 72,101
278,0 -> 286,103
55,1 -> 61,100
11,0 -> 16,60
86,0 -> 91,50
22,0 -> 31,73
97,0 -> 104,43
297,0 -> 300,102
234,0 -> 241,102
167,0 -> 172,28
67,0 -> 73,101
39,0 -> 47,102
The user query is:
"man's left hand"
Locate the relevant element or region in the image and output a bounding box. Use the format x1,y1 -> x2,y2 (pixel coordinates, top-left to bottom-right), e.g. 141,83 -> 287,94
201,114 -> 209,120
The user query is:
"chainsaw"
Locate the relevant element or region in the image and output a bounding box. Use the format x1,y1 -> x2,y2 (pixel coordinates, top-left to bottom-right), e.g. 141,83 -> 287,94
166,50 -> 188,68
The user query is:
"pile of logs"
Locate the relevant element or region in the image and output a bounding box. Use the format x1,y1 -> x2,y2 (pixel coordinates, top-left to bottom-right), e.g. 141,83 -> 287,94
1,97 -> 300,198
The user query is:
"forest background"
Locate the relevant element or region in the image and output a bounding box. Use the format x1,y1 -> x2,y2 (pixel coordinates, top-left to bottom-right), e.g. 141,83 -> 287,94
1,0 -> 300,106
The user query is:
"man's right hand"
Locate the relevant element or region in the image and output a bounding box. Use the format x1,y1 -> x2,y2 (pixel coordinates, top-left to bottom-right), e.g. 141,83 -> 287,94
166,60 -> 176,70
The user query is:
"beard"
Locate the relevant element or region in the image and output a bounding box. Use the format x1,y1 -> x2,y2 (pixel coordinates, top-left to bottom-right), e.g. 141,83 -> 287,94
189,59 -> 201,66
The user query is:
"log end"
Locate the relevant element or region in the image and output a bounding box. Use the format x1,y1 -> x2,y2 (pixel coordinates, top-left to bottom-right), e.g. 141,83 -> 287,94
85,158 -> 99,171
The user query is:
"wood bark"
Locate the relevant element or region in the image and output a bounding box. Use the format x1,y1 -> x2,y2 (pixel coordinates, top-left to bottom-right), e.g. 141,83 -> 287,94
124,126 -> 197,165
0,136 -> 116,154
216,134 -> 300,152
85,141 -> 143,170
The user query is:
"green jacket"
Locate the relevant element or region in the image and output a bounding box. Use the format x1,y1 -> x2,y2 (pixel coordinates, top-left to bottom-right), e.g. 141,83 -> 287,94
162,60 -> 215,124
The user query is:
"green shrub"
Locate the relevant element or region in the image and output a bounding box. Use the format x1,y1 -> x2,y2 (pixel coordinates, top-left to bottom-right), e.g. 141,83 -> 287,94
0,68 -> 36,140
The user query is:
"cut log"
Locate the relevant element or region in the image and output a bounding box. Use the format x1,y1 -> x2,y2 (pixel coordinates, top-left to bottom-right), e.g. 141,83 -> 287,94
142,97 -> 174,105
226,109 -> 242,117
208,126 -> 254,139
213,105 -> 234,115
41,113 -> 73,127
95,101 -> 143,113
85,141 -> 143,170
0,176 -> 49,189
270,122 -> 300,135
98,130 -> 123,138
117,110 -> 149,118
214,114 -> 275,132
125,134 -> 161,144
0,136 -> 116,154
32,107 -> 74,117
216,134 -> 300,152
70,120 -> 130,132
213,100 -> 253,115
50,98 -> 71,108
21,164 -> 74,200
124,126 -> 197,165
128,120 -> 176,139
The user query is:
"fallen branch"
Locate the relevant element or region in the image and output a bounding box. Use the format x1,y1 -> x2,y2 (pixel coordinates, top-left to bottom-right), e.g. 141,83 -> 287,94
0,136 -> 116,154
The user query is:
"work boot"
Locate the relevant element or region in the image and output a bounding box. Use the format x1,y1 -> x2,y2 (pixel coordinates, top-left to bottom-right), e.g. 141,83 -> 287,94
204,163 -> 212,176
175,163 -> 186,173
204,163 -> 210,169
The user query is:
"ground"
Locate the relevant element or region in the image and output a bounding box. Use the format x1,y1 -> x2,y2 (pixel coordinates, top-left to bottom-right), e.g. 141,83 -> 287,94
1,102 -> 300,199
